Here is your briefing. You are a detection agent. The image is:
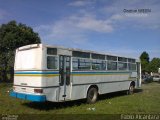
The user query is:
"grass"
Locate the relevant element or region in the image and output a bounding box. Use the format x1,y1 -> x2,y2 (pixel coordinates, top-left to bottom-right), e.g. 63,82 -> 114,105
0,82 -> 160,119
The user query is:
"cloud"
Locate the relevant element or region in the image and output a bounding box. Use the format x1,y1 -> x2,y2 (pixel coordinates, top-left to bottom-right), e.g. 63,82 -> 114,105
34,18 -> 89,48
68,0 -> 95,7
34,13 -> 114,47
70,15 -> 113,33
68,0 -> 160,32
110,14 -> 124,21
101,0 -> 160,30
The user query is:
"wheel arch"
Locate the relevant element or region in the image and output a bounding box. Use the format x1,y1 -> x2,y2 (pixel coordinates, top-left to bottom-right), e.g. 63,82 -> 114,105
86,84 -> 99,98
130,81 -> 135,87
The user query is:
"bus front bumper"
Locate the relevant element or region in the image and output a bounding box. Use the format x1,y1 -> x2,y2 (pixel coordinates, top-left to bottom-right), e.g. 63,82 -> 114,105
10,91 -> 46,102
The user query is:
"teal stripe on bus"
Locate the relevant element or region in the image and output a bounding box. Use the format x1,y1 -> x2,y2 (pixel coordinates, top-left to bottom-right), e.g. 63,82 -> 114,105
72,71 -> 131,75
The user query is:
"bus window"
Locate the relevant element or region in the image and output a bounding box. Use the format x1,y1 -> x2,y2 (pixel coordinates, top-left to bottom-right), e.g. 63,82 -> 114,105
118,62 -> 127,70
107,61 -> 117,70
107,55 -> 117,61
128,63 -> 136,70
72,58 -> 78,70
128,58 -> 135,63
92,60 -> 106,70
78,59 -> 91,70
47,48 -> 57,55
92,53 -> 105,60
72,51 -> 90,58
118,57 -> 127,62
47,56 -> 58,69
72,58 -> 91,70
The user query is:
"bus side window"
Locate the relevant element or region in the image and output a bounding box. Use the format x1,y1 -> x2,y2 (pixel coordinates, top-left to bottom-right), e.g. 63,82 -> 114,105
72,58 -> 78,70
47,56 -> 58,69
118,62 -> 127,70
107,61 -> 117,70
92,60 -> 106,70
128,63 -> 136,70
72,58 -> 91,70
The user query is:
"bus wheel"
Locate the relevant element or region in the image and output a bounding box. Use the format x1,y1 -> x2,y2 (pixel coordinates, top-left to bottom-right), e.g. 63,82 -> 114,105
127,84 -> 135,95
87,87 -> 98,104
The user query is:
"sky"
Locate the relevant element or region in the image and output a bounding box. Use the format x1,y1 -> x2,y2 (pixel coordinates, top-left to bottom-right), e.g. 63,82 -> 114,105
0,0 -> 160,59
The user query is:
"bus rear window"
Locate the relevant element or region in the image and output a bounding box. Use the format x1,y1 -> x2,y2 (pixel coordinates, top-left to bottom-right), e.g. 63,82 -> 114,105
15,48 -> 41,70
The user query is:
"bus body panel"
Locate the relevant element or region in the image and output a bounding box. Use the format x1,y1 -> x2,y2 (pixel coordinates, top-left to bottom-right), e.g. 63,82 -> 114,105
43,87 -> 59,102
69,72 -> 136,100
72,71 -> 131,85
14,75 -> 42,87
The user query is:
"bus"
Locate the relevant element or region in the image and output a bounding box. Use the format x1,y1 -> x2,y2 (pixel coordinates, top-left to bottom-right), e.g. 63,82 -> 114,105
10,44 -> 141,103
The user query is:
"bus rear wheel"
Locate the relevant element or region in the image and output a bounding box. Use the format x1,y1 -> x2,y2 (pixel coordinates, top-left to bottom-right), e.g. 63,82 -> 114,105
87,87 -> 98,104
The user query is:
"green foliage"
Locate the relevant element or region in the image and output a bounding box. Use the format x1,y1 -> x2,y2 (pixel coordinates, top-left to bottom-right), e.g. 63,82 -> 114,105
140,51 -> 160,73
140,51 -> 150,73
141,60 -> 149,72
147,58 -> 160,73
0,20 -> 41,82
140,51 -> 149,63
0,20 -> 40,52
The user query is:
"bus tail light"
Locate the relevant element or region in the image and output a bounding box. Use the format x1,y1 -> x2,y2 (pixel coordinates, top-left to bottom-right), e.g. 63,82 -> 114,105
34,89 -> 43,93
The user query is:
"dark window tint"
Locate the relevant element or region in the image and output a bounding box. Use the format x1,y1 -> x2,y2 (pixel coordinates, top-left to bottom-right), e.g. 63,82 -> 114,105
72,51 -> 90,58
118,57 -> 127,62
92,53 -> 105,60
47,48 -> 57,55
47,56 -> 58,69
128,58 -> 136,63
107,61 -> 117,70
107,55 -> 117,61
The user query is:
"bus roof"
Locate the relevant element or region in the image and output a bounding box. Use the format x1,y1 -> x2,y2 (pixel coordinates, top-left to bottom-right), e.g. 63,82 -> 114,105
17,43 -> 139,61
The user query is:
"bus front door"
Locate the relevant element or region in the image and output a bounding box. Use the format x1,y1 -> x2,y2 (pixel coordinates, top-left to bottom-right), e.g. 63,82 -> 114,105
59,55 -> 71,101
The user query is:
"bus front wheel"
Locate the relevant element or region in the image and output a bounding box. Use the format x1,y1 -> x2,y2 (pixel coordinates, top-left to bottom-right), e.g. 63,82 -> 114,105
127,84 -> 135,95
87,87 -> 98,104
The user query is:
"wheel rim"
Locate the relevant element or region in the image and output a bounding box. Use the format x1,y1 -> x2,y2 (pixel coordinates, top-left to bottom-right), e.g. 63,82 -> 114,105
89,90 -> 95,100
88,89 -> 97,102
129,85 -> 134,94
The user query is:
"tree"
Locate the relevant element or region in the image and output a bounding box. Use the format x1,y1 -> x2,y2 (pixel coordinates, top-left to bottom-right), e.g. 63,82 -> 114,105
0,20 -> 41,82
140,51 -> 150,73
147,58 -> 160,73
140,51 -> 149,63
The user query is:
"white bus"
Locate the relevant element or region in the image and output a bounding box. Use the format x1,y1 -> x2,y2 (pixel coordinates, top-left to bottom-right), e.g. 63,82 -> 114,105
10,44 -> 141,103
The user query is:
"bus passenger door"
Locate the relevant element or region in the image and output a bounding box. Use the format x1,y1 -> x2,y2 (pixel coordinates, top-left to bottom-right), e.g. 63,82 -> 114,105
59,55 -> 71,101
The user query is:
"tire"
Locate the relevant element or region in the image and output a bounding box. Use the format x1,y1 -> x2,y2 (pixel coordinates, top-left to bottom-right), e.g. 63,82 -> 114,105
127,84 -> 135,95
87,87 -> 98,104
